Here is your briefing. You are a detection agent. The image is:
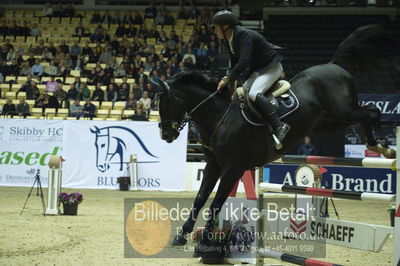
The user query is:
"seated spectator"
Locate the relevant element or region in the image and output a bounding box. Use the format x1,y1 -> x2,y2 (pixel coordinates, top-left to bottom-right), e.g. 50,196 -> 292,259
18,81 -> 40,100
139,91 -> 151,111
105,83 -> 117,102
45,76 -> 59,92
132,102 -> 148,121
131,82 -> 142,99
188,3 -> 199,19
69,99 -> 84,117
117,83 -> 129,101
30,40 -> 46,55
154,12 -> 165,25
115,63 -> 127,78
133,11 -> 142,25
54,83 -> 67,106
79,82 -> 91,100
177,6 -> 187,19
0,21 -> 8,37
99,47 -> 112,64
123,11 -> 133,24
20,61 -> 32,76
64,54 -> 73,69
81,41 -> 92,57
41,47 -> 54,62
2,99 -> 16,116
8,60 -> 20,76
101,10 -> 112,25
59,40 -> 70,55
31,59 -> 43,77
90,11 -> 101,24
46,94 -> 60,109
164,11 -> 174,25
144,3 -> 157,19
48,42 -> 56,56
182,48 -> 196,65
44,60 -> 59,76
20,22 -> 30,37
64,3 -> 75,18
43,2 -> 53,17
83,99 -> 96,118
6,47 -> 17,61
58,61 -> 69,77
70,41 -> 81,60
73,54 -> 84,71
124,94 -> 137,110
115,23 -> 125,37
34,93 -> 48,108
87,69 -> 98,85
16,97 -> 30,117
91,83 -> 105,101
30,23 -> 41,37
66,84 -> 79,103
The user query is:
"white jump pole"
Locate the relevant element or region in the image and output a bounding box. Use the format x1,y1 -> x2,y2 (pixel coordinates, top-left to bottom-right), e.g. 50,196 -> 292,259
45,155 -> 62,215
394,126 -> 400,266
129,154 -> 138,190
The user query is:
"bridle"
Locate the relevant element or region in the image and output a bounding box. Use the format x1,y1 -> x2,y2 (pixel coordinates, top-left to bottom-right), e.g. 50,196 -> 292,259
157,81 -> 219,133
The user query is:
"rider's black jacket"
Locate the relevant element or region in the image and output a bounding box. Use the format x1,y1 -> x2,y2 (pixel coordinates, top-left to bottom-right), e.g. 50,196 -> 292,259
226,25 -> 283,81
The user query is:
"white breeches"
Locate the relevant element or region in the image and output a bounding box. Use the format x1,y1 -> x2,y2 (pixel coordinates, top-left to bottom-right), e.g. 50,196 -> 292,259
244,63 -> 283,101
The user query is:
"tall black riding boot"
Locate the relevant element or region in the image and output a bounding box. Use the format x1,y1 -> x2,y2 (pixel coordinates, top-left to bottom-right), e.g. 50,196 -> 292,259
254,93 -> 291,142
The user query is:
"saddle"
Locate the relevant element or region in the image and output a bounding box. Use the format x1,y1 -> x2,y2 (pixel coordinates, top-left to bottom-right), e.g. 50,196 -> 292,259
234,80 -> 299,126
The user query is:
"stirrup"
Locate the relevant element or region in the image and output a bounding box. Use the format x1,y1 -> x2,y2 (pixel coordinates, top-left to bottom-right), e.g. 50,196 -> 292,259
273,124 -> 291,150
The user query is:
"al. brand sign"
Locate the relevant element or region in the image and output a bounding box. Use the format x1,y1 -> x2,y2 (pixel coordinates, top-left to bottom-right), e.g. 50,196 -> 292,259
265,164 -> 396,194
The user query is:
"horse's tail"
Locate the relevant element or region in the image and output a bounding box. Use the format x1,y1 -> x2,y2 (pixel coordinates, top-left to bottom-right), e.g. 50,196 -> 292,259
330,24 -> 400,76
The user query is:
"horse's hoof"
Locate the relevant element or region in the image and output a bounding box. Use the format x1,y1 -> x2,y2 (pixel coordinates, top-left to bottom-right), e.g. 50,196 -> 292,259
171,234 -> 187,246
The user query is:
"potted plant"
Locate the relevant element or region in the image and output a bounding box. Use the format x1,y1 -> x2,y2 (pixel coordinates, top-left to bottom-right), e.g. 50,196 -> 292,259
58,192 -> 83,215
117,176 -> 131,191
192,226 -> 231,264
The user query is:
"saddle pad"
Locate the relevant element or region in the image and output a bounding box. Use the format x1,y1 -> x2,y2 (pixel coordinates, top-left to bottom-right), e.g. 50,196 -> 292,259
240,90 -> 299,126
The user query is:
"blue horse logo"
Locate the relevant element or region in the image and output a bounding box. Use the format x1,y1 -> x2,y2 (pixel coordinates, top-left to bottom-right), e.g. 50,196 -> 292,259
90,126 -> 158,172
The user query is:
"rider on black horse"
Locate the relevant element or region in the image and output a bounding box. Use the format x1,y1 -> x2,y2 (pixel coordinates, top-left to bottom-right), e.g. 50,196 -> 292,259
213,10 -> 290,143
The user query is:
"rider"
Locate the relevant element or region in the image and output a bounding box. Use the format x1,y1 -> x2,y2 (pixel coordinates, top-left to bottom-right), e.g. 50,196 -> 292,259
212,10 -> 290,143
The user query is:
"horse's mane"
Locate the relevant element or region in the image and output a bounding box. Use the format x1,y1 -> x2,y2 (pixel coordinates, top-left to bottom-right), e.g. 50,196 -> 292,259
173,71 -> 216,90
172,71 -> 231,100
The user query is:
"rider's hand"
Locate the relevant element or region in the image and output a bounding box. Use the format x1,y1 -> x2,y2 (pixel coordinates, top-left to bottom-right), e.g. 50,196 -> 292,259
217,76 -> 229,92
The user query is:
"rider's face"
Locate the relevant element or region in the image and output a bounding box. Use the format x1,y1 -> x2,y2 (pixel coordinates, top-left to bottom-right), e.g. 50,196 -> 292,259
214,25 -> 225,39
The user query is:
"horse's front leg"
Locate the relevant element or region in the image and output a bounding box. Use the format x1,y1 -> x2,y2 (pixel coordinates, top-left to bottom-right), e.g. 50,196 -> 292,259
199,167 -> 245,249
171,161 -> 221,246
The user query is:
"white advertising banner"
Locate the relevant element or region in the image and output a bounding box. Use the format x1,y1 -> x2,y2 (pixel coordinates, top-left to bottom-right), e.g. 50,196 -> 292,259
185,162 -> 246,193
345,144 -> 397,158
0,118 -> 64,187
0,119 -> 187,191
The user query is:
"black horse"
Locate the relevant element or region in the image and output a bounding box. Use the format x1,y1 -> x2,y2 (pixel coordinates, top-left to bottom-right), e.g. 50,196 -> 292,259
155,24 -> 399,247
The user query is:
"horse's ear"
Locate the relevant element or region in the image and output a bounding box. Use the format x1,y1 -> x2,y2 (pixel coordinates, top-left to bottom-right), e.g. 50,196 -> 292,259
90,126 -> 99,133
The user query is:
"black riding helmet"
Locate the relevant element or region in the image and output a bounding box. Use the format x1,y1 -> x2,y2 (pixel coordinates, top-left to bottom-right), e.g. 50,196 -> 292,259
211,10 -> 238,27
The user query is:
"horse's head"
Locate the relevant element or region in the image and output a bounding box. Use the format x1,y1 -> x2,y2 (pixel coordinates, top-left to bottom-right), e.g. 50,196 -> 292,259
90,126 -> 112,172
155,80 -> 188,143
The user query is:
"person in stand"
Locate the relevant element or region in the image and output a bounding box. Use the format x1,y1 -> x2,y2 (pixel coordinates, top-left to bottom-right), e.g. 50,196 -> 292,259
16,97 -> 30,117
297,136 -> 317,155
2,99 -> 16,116
212,10 -> 290,146
83,99 -> 96,119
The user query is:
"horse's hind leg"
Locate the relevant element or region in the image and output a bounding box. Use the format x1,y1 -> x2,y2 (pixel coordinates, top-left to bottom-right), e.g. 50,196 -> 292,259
334,105 -> 380,146
171,161 -> 221,246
